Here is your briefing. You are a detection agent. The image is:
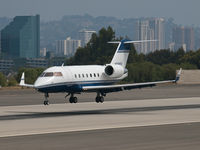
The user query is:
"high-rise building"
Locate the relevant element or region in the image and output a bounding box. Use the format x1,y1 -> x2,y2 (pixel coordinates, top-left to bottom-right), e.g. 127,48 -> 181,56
1,15 -> 40,58
56,40 -> 65,56
40,48 -> 47,57
0,32 -> 1,55
136,20 -> 149,54
148,28 -> 156,52
135,18 -> 165,54
185,27 -> 195,51
79,29 -> 96,47
65,37 -> 81,56
56,37 -> 81,57
172,26 -> 195,51
149,18 -> 165,50
172,26 -> 185,51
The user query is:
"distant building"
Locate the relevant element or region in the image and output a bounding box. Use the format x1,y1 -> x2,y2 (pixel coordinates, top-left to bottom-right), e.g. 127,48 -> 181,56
172,26 -> 185,51
148,28 -> 156,52
185,27 -> 195,51
136,20 -> 149,54
26,58 -> 48,68
79,29 -> 96,47
56,40 -> 65,56
0,59 -> 14,73
169,42 -> 175,51
172,26 -> 195,52
0,32 -> 1,54
40,48 -> 47,57
1,15 -> 40,58
65,37 -> 81,56
56,37 -> 81,56
135,18 -> 165,54
149,18 -> 165,50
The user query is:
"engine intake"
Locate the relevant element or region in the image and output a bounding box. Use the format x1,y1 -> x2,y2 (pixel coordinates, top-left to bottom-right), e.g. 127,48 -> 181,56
104,64 -> 125,78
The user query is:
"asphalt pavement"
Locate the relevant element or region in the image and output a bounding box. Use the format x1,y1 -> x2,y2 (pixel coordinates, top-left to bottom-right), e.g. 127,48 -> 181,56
1,84 -> 200,150
0,123 -> 200,150
1,84 -> 200,106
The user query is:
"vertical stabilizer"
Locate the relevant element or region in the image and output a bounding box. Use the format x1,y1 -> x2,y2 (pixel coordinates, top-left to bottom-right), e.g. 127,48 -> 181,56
110,39 -> 157,68
110,39 -> 131,68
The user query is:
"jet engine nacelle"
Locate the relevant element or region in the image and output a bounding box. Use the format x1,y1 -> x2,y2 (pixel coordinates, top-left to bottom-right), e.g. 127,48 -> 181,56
104,64 -> 125,78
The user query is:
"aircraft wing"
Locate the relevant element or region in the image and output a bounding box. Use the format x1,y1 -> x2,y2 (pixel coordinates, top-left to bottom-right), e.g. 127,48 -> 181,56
83,68 -> 182,93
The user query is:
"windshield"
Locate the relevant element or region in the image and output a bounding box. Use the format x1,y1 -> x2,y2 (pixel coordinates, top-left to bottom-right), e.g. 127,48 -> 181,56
44,72 -> 54,77
54,72 -> 63,76
39,72 -> 63,77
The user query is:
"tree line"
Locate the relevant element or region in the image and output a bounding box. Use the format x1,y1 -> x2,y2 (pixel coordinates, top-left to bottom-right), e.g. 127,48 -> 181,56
66,26 -> 198,83
0,26 -> 199,87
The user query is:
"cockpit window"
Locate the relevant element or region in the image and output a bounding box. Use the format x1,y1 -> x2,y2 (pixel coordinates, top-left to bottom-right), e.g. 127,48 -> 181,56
39,72 -> 45,77
54,72 -> 63,76
40,72 -> 63,77
44,72 -> 53,77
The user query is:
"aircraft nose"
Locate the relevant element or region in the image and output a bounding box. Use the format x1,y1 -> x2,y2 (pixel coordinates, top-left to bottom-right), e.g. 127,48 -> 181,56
34,77 -> 47,88
34,77 -> 54,88
34,78 -> 42,88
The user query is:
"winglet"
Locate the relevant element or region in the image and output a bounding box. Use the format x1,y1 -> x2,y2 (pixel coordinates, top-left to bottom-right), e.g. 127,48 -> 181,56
175,68 -> 182,83
19,72 -> 25,86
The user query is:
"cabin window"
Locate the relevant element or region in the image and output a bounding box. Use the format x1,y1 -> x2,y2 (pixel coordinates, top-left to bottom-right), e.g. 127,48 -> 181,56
78,74 -> 81,78
86,74 -> 88,78
54,72 -> 63,76
90,74 -> 92,77
97,73 -> 100,77
44,72 -> 53,77
75,74 -> 77,78
94,73 -> 96,77
82,74 -> 84,78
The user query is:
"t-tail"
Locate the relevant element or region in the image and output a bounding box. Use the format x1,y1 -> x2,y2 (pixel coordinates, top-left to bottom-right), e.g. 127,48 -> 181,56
109,39 -> 157,68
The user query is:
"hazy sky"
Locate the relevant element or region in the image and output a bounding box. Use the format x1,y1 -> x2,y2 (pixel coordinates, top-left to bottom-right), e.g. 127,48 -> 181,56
0,0 -> 200,25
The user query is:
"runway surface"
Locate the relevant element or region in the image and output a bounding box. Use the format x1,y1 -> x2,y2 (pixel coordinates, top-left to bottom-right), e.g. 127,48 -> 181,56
1,85 -> 200,149
0,96 -> 200,149
1,84 -> 200,106
1,123 -> 200,150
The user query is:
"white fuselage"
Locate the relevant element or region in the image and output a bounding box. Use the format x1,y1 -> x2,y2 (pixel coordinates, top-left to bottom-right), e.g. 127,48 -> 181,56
34,65 -> 127,93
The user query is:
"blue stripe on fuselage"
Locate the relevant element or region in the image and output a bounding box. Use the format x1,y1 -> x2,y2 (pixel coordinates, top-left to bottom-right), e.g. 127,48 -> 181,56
37,81 -> 116,93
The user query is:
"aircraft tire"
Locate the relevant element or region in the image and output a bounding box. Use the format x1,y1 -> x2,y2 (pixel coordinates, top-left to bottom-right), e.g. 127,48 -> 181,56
99,96 -> 104,103
95,97 -> 100,103
44,101 -> 49,105
69,97 -> 73,103
73,97 -> 78,103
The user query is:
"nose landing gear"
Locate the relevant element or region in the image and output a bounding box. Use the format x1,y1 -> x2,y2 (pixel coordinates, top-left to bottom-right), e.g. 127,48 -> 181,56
44,93 -> 49,105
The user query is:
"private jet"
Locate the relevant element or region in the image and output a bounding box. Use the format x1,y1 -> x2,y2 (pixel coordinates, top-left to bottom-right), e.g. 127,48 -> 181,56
20,39 -> 182,105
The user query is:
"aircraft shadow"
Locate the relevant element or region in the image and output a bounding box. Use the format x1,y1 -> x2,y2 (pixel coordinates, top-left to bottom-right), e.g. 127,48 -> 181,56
0,104 -> 200,121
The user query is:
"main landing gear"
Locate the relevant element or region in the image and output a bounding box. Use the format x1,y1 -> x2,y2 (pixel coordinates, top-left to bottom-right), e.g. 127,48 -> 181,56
65,92 -> 106,104
44,93 -> 49,105
95,92 -> 105,103
43,92 -> 106,105
65,93 -> 78,103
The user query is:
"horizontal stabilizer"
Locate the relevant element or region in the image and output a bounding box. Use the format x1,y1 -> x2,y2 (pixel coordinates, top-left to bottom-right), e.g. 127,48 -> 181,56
19,72 -> 34,88
108,40 -> 157,44
108,41 -> 121,44
124,40 -> 158,44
